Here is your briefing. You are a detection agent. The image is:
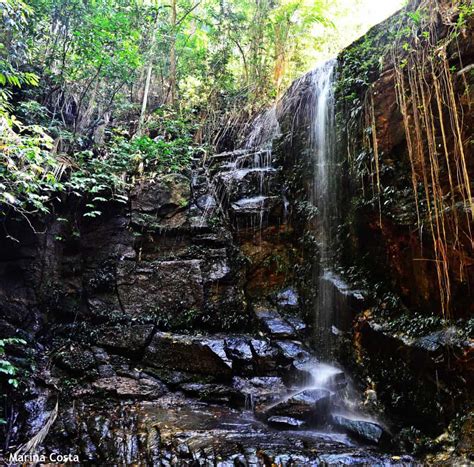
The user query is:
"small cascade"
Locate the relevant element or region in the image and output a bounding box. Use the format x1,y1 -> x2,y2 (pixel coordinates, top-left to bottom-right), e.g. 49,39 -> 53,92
204,108 -> 283,232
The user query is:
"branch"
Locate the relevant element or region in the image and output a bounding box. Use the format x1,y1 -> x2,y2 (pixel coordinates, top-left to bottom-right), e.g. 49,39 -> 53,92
176,1 -> 202,28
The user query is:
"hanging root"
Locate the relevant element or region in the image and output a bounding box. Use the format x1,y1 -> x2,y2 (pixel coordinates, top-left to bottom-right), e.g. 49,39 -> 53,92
363,0 -> 473,318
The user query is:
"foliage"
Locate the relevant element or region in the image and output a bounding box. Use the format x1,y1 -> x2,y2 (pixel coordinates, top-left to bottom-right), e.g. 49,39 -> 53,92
64,109 -> 201,216
0,337 -> 27,390
0,0 -> 405,222
0,114 -> 62,219
0,0 -> 339,221
0,0 -> 39,113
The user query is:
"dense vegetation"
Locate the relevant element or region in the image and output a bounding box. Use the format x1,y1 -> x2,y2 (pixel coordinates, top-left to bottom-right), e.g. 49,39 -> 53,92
0,0 -> 403,223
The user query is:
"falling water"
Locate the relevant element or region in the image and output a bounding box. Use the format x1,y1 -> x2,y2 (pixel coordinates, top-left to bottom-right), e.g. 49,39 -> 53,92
309,59 -> 342,358
244,106 -> 281,150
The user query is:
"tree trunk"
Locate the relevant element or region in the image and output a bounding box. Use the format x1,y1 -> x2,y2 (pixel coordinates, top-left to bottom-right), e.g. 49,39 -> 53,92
138,62 -> 153,130
138,12 -> 160,133
169,0 -> 177,106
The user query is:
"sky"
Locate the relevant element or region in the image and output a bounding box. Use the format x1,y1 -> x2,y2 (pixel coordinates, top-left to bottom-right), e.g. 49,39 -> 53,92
362,0 -> 406,26
309,0 -> 407,62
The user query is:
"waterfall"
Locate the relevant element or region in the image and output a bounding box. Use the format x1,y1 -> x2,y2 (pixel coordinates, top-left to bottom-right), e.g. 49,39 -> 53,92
244,106 -> 281,150
309,59 -> 342,357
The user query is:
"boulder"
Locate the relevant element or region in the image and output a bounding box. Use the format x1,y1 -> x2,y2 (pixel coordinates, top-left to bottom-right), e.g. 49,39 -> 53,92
275,341 -> 311,362
275,288 -> 299,311
131,175 -> 190,217
55,347 -> 96,375
233,376 -> 288,410
215,167 -> 278,202
195,194 -> 217,211
264,388 -> 331,424
180,383 -> 246,407
250,339 -> 280,373
92,375 -> 166,399
117,259 -> 204,317
144,333 -> 232,380
319,271 -> 366,331
229,196 -> 284,228
285,316 -> 307,333
331,414 -> 386,444
205,253 -> 231,282
97,325 -> 155,353
225,337 -> 253,373
256,310 -> 296,338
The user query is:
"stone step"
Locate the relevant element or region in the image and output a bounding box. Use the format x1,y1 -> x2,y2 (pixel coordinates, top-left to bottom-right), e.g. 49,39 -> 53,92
207,149 -> 274,175
255,309 -> 298,339
233,150 -> 274,170
260,388 -> 332,426
215,167 -> 279,203
207,149 -> 250,167
229,196 -> 285,229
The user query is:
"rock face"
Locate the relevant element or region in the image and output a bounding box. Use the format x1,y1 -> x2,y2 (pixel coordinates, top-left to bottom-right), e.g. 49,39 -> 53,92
0,112 -> 312,463
272,0 -> 474,447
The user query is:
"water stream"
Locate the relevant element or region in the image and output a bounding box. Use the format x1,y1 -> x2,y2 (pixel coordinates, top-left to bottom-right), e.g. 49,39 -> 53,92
309,59 -> 343,359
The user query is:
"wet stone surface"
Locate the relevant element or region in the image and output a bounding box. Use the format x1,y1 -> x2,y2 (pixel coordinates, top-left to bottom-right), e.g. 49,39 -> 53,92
331,414 -> 387,445
47,395 -> 413,465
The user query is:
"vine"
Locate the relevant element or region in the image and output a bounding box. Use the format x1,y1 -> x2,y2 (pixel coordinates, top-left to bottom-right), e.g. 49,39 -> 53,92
365,0 -> 474,317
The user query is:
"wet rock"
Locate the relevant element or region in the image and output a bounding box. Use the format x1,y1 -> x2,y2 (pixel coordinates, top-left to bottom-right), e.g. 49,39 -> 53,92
97,364 -> 116,378
56,347 -> 96,375
234,376 -> 288,409
191,232 -> 228,248
204,249 -> 231,282
317,453 -> 391,464
284,359 -> 316,388
216,167 -> 278,202
250,339 -> 280,373
131,175 -> 190,218
229,196 -> 284,228
225,337 -> 253,373
144,333 -> 232,380
275,287 -> 299,310
267,416 -> 306,429
265,388 -> 331,424
285,316 -> 307,333
23,392 -> 53,437
205,338 -> 233,369
97,325 -> 155,353
319,271 -> 366,330
357,317 -> 474,428
144,368 -> 216,386
256,310 -> 295,338
92,376 -> 166,399
180,383 -> 246,407
413,327 -> 466,353
117,259 -> 204,317
195,194 -> 217,211
91,346 -> 110,363
331,414 -> 386,444
275,340 -> 311,362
